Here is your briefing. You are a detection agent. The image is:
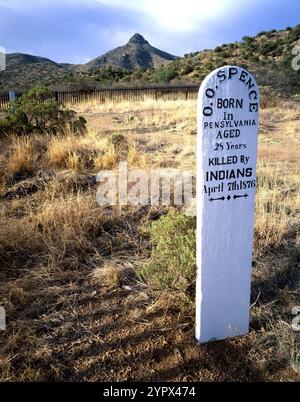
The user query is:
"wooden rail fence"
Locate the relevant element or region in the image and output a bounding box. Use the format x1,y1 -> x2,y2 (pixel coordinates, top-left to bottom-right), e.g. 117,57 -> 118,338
0,85 -> 200,110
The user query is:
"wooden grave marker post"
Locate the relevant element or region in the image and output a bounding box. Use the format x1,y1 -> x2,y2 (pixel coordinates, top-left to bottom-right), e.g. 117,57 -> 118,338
196,66 -> 260,343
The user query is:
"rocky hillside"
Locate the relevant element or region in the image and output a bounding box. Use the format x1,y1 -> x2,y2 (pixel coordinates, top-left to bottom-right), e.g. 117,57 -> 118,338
103,25 -> 299,93
0,53 -> 71,91
0,34 -> 177,91
163,25 -> 300,92
0,26 -> 300,92
78,33 -> 178,72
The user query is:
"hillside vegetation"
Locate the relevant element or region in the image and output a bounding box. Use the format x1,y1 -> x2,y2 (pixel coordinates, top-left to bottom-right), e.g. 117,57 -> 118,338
88,25 -> 300,92
0,26 -> 299,93
0,34 -> 177,91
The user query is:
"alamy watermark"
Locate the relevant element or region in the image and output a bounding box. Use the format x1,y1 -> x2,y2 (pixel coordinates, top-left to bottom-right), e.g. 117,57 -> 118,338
0,306 -> 6,331
0,46 -> 6,71
292,46 -> 300,71
96,162 -> 196,214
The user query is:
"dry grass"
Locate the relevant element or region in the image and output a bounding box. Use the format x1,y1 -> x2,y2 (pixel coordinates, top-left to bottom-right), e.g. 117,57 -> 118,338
46,130 -> 148,172
7,136 -> 37,175
0,96 -> 299,381
92,262 -> 122,288
255,164 -> 300,249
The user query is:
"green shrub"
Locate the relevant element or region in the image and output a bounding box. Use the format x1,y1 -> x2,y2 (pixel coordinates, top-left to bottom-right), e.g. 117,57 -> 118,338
280,54 -> 300,90
181,61 -> 195,75
0,110 -> 32,135
94,66 -> 130,85
259,41 -> 278,56
289,24 -> 300,42
108,133 -> 128,157
0,87 -> 86,136
257,31 -> 267,37
140,212 -> 196,292
108,133 -> 126,147
242,36 -> 254,44
108,133 -> 127,150
152,65 -> 179,83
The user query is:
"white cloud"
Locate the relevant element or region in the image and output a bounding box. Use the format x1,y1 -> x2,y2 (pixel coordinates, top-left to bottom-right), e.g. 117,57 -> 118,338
93,0 -> 256,33
0,0 -> 260,33
86,25 -> 135,51
0,0 -> 271,60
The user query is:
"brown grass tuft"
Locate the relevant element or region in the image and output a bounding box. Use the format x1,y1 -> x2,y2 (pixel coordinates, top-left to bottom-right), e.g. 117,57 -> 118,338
92,263 -> 122,288
7,136 -> 37,175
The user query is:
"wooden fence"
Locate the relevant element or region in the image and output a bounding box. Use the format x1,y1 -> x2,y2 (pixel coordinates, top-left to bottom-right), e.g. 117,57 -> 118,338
0,85 -> 200,110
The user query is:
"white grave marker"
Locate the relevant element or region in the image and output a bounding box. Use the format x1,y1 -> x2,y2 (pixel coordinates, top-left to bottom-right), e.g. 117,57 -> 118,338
9,91 -> 16,102
0,47 -> 5,71
196,66 -> 259,343
0,306 -> 6,331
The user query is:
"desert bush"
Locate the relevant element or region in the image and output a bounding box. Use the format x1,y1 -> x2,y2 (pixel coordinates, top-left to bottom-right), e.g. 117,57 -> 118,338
0,87 -> 87,136
288,24 -> 300,42
257,31 -> 267,37
94,66 -> 130,85
140,211 -> 196,291
259,41 -> 278,56
107,133 -> 129,160
214,46 -> 222,53
280,53 -> 300,90
181,61 -> 195,75
108,133 -> 126,149
152,65 -> 179,83
242,36 -> 255,44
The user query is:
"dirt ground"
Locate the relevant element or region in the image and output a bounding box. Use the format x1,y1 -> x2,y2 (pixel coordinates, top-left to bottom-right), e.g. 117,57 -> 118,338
1,255 -> 296,382
8,281 -> 263,382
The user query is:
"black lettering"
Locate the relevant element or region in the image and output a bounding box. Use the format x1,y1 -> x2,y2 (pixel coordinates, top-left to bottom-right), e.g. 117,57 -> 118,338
217,69 -> 226,82
203,106 -> 213,116
229,67 -> 238,79
249,103 -> 259,112
236,99 -> 243,108
206,88 -> 215,98
246,77 -> 255,90
239,70 -> 248,83
249,90 -> 258,100
245,168 -> 253,177
218,171 -> 225,180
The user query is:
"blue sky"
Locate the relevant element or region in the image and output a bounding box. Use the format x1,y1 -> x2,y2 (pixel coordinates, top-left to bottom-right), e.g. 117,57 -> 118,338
0,0 -> 299,64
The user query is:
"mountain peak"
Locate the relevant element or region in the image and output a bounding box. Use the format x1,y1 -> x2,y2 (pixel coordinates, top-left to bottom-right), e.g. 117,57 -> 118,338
128,33 -> 148,44
81,33 -> 177,72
